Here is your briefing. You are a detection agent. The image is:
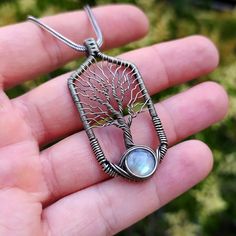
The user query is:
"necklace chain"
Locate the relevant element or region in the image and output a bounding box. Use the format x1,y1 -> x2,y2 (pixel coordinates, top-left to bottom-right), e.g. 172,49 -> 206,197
27,5 -> 103,52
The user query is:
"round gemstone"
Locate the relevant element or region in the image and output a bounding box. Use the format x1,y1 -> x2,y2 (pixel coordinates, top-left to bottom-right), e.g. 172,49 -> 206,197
125,148 -> 156,177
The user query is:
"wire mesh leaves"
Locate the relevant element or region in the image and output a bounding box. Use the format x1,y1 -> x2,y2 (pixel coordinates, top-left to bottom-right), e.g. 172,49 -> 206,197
72,56 -> 149,131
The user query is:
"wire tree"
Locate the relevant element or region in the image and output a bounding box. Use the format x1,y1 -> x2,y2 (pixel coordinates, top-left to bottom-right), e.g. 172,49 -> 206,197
72,58 -> 149,149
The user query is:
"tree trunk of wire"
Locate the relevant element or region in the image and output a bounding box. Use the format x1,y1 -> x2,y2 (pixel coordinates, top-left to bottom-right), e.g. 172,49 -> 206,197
115,114 -> 134,149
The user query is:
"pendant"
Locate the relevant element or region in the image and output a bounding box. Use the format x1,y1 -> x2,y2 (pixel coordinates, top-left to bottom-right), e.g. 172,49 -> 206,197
68,38 -> 168,181
27,5 -> 168,181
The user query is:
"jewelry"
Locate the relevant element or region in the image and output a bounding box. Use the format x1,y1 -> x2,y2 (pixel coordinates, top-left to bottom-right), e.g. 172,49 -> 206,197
28,5 -> 168,181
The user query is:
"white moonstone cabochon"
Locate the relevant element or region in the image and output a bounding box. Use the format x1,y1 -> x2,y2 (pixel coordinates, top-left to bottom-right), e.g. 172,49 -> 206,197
125,148 -> 156,177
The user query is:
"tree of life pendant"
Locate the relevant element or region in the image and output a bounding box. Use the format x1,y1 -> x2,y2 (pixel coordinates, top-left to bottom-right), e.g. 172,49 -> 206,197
28,5 -> 168,181
68,38 -> 168,181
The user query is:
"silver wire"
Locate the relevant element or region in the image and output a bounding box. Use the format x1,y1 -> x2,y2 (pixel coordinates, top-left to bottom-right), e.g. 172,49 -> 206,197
27,5 -> 103,52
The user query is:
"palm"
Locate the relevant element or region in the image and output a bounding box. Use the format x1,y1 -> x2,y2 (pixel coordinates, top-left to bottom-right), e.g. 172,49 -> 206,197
0,92 -> 45,234
0,5 -> 228,236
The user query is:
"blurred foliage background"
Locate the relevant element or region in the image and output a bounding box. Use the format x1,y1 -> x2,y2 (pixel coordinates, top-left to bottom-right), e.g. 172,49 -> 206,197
0,0 -> 235,235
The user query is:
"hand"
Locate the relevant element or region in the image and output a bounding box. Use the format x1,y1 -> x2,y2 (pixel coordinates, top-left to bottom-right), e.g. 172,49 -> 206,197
0,5 -> 228,235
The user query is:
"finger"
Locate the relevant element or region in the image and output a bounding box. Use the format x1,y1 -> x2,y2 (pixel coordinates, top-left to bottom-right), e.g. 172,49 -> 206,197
13,35 -> 219,145
42,140 -> 213,235
40,82 -> 228,203
0,188 -> 43,235
0,5 -> 148,88
0,91 -> 31,147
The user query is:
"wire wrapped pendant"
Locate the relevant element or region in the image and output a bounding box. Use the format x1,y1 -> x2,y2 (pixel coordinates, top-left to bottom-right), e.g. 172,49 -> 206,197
28,5 -> 168,181
68,38 -> 168,181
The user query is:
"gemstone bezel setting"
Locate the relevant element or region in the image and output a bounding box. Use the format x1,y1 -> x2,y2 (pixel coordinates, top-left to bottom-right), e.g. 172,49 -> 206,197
120,145 -> 158,181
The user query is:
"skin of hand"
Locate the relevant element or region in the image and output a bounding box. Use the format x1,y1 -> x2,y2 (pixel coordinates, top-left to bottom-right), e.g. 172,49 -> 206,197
0,4 -> 228,236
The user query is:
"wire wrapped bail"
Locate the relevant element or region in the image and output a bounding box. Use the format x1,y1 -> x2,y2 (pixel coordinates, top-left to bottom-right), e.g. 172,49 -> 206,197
84,38 -> 101,56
